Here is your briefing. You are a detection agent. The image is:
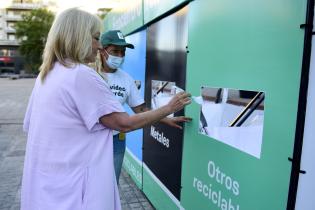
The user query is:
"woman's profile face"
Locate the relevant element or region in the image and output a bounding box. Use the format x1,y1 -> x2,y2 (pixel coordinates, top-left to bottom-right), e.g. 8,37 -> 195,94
87,32 -> 101,63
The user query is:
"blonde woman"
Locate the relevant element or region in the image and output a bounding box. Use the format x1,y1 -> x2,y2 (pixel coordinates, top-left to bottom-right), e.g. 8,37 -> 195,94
21,8 -> 191,210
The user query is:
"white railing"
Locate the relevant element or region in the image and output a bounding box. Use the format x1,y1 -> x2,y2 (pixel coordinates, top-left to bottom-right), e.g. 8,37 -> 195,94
3,15 -> 22,21
0,40 -> 19,46
4,27 -> 16,33
6,3 -> 42,10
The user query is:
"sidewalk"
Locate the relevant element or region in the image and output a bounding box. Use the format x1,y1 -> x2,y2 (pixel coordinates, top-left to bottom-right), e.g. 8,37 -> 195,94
0,78 -> 154,210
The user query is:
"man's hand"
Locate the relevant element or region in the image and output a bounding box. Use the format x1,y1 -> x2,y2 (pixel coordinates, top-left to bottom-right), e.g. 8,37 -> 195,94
160,116 -> 192,129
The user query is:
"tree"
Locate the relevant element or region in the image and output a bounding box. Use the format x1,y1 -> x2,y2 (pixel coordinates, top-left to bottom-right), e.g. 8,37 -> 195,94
15,8 -> 54,74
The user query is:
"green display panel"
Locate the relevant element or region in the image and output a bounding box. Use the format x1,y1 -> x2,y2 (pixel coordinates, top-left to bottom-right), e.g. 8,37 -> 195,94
123,149 -> 142,189
181,0 -> 307,210
143,0 -> 191,24
142,164 -> 182,210
103,0 -> 143,34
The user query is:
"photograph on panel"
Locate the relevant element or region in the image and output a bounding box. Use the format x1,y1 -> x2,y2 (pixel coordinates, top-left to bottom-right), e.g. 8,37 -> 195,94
151,80 -> 176,117
199,87 -> 265,158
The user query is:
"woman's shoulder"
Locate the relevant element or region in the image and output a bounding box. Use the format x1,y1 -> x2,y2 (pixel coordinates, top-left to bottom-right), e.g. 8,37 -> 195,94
76,63 -> 101,78
75,63 -> 108,87
54,61 -> 95,74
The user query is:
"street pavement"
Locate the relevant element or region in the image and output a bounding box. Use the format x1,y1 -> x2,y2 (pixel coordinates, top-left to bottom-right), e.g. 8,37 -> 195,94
0,78 -> 154,210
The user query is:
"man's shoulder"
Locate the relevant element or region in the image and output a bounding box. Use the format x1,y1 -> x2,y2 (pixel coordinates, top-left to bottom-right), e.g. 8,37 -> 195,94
116,68 -> 131,76
115,68 -> 135,81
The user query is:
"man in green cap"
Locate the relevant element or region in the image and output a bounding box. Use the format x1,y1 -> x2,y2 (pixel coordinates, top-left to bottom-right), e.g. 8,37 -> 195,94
99,30 -> 191,183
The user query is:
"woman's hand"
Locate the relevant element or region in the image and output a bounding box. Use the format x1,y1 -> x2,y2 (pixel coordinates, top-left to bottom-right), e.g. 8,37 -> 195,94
100,92 -> 191,133
167,92 -> 192,113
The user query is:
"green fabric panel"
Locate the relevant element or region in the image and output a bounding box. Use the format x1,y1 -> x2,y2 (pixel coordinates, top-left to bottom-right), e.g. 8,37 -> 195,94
123,150 -> 142,189
181,0 -> 307,210
103,0 -> 143,35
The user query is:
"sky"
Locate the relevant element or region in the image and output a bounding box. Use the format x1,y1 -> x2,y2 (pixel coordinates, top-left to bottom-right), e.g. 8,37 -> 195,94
43,0 -> 123,13
1,0 -> 123,13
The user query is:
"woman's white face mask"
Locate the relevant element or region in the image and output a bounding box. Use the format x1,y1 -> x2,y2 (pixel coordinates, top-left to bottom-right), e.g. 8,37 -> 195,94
104,50 -> 124,69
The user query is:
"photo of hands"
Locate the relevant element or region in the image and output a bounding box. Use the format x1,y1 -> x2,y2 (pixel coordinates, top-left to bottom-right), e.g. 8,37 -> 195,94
199,87 -> 265,158
151,80 -> 177,118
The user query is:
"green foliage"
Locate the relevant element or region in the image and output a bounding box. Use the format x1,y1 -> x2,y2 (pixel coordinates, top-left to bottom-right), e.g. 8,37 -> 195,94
15,8 -> 54,74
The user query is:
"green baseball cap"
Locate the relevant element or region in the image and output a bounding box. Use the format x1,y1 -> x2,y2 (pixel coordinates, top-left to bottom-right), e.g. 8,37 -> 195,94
100,30 -> 134,49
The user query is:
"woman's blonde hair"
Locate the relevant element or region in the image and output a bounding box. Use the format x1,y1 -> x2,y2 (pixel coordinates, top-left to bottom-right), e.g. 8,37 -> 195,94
40,8 -> 101,82
89,52 -> 103,74
88,51 -> 108,81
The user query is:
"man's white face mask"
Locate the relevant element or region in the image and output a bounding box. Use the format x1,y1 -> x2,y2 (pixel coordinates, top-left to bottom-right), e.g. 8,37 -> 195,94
104,50 -> 124,69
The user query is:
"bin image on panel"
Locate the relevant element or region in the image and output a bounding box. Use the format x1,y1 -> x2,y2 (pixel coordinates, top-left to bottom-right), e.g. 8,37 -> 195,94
143,6 -> 188,201
151,80 -> 176,117
199,87 -> 265,158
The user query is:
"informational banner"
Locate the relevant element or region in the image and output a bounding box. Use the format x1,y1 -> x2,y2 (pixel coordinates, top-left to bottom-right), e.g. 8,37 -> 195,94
103,0 -> 143,35
181,0 -> 307,210
121,30 -> 147,188
142,6 -> 188,208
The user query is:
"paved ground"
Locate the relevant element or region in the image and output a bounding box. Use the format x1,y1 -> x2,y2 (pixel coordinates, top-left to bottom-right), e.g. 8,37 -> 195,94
0,78 -> 154,210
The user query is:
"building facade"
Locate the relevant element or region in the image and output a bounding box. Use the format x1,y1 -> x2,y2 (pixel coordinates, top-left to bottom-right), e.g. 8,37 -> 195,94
0,0 -> 46,74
